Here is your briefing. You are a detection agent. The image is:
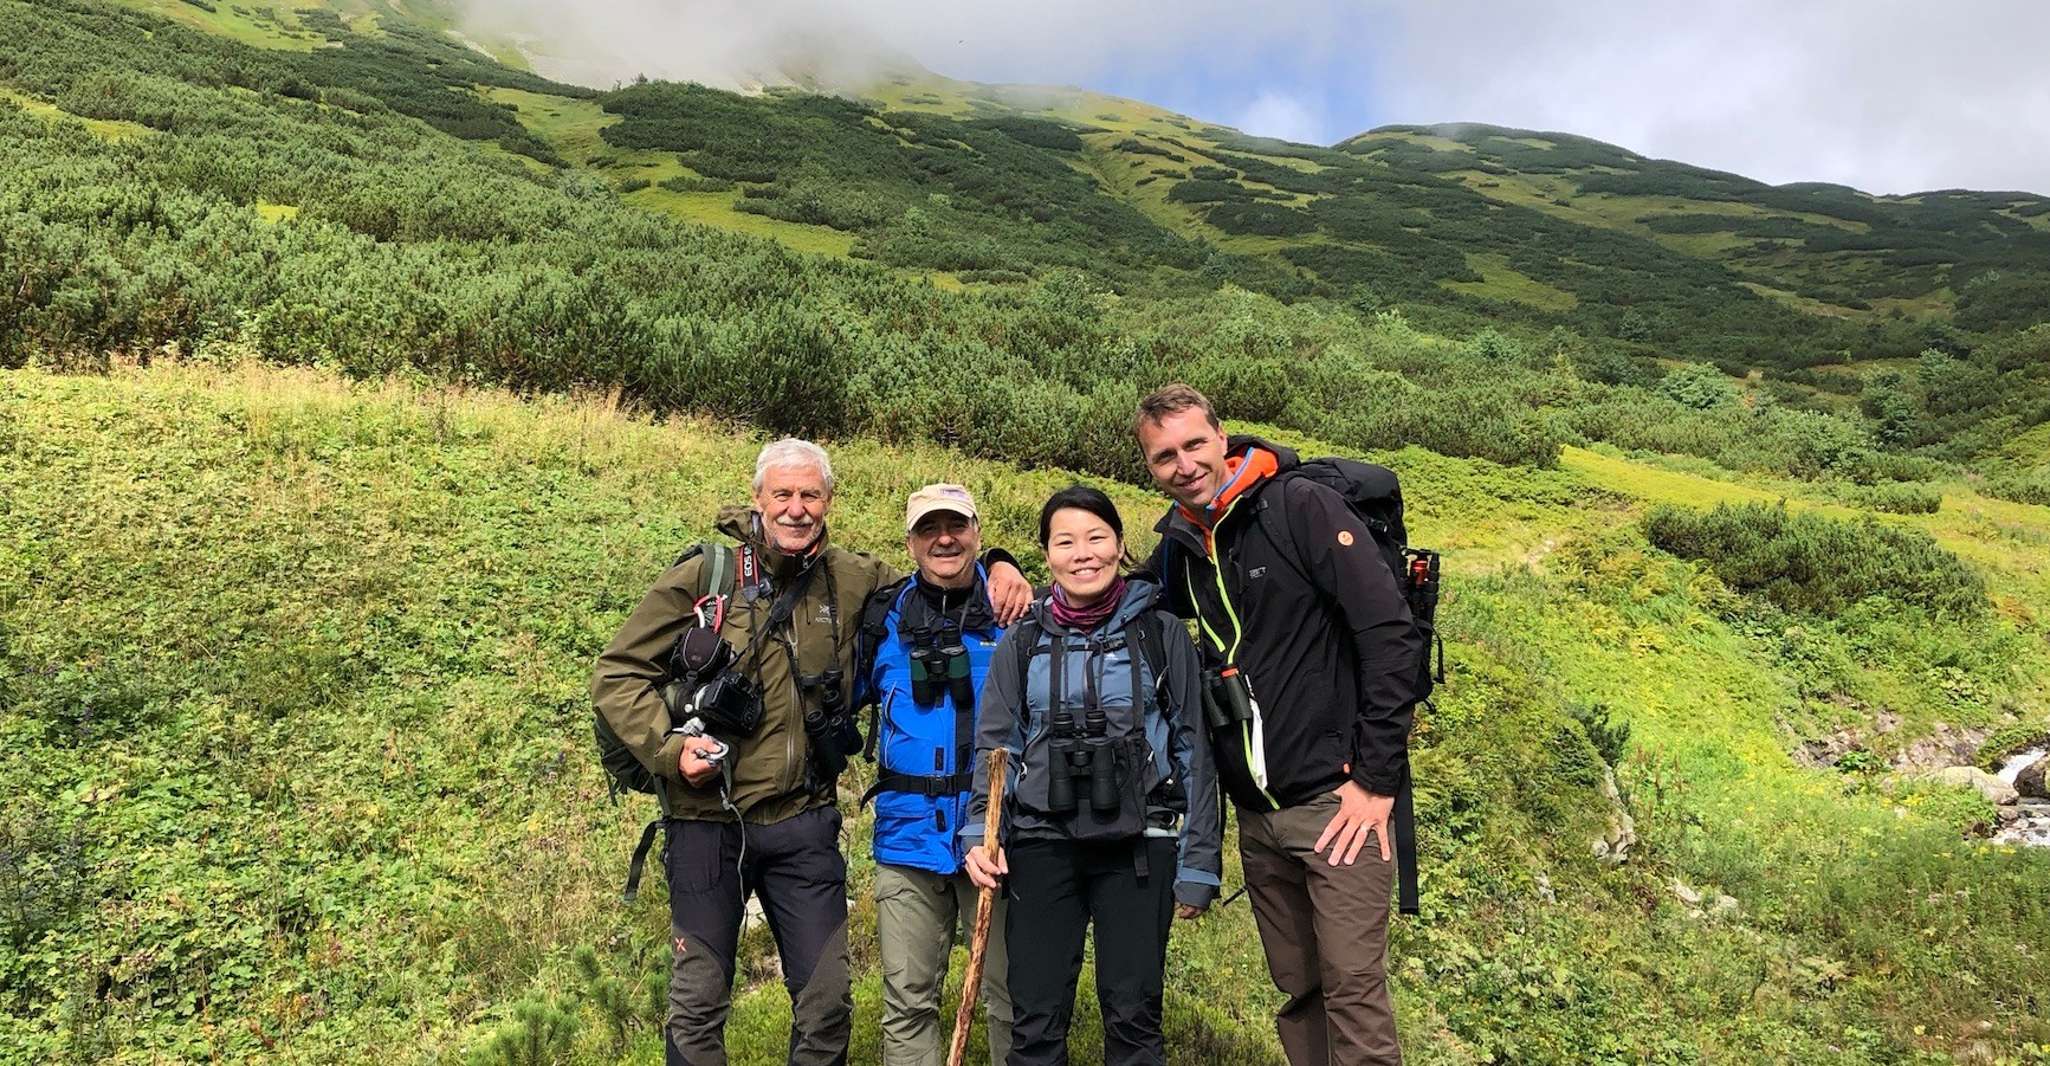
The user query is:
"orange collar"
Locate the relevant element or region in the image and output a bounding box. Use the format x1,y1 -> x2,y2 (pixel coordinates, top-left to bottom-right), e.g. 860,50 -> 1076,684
1177,447 -> 1279,534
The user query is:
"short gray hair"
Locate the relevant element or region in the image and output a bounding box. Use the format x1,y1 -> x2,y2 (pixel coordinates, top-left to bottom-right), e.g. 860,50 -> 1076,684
753,438 -> 835,494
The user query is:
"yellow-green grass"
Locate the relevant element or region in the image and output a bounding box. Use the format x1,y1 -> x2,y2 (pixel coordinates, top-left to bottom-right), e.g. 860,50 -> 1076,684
0,86 -> 154,142
1736,280 -> 1863,318
1438,251 -> 1578,311
1354,130 -> 1476,155
253,201 -> 300,223
113,0 -> 322,49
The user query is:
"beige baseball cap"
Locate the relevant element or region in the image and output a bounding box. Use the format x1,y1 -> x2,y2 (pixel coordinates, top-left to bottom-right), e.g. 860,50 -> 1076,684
905,483 -> 979,532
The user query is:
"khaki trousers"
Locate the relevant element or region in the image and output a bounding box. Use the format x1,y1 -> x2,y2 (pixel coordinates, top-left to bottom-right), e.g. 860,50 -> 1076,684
875,862 -> 1012,1066
1238,791 -> 1402,1066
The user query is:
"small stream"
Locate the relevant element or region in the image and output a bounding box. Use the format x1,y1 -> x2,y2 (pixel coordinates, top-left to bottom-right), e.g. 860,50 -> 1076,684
1992,747 -> 2050,847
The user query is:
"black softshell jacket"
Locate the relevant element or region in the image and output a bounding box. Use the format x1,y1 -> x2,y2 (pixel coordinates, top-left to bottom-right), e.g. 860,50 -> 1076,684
1147,436 -> 1425,910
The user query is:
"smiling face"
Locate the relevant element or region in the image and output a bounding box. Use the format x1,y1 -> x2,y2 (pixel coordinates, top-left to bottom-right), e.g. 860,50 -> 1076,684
1137,406 -> 1229,510
907,511 -> 981,589
1044,507 -> 1122,605
752,461 -> 831,554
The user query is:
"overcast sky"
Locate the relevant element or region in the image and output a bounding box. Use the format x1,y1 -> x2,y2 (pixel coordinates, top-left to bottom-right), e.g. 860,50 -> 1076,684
462,0 -> 2050,195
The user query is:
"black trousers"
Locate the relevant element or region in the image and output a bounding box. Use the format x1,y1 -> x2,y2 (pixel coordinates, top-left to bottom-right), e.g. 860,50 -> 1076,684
663,807 -> 852,1066
1002,837 -> 1177,1066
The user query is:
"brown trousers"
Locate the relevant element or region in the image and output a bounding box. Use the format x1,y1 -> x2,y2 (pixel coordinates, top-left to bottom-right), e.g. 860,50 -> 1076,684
1238,791 -> 1402,1066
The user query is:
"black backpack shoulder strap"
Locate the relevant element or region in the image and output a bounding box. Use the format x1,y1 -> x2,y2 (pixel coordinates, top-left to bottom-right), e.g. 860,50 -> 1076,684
1131,611 -> 1170,713
1011,615 -> 1041,727
1253,472 -> 1316,588
856,577 -> 915,760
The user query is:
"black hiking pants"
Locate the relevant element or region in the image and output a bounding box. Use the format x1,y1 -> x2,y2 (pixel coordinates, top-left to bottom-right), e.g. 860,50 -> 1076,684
663,806 -> 852,1066
1003,836 -> 1177,1066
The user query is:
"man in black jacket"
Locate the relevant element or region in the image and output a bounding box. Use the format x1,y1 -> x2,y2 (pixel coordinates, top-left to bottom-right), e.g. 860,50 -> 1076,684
1134,384 -> 1422,1065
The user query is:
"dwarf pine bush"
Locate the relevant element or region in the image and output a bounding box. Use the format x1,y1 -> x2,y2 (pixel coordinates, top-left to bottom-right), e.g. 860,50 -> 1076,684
1642,502 -> 1985,618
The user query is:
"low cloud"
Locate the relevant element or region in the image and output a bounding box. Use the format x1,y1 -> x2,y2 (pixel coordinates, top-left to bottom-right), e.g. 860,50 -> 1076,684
1365,0 -> 2050,194
1232,90 -> 1326,145
458,0 -> 2050,194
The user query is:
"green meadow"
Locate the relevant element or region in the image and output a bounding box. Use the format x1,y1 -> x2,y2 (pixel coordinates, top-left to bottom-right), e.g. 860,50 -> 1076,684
6,362 -> 2049,1063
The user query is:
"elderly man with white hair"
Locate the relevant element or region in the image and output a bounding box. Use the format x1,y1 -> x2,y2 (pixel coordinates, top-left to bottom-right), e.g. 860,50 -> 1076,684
593,438 -> 1032,1066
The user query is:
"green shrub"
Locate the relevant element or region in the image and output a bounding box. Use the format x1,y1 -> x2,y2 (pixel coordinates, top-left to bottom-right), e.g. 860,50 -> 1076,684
1643,502 -> 1986,618
464,997 -> 579,1066
1569,702 -> 1631,767
1658,362 -> 1739,410
1983,468 -> 2050,506
1847,482 -> 1942,514
615,176 -> 649,193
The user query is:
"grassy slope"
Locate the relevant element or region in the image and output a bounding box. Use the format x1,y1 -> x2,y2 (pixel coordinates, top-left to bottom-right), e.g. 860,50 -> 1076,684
7,362 -> 2050,1064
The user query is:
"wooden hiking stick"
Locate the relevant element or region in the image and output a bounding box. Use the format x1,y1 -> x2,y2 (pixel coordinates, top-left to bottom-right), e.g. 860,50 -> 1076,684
947,747 -> 1009,1066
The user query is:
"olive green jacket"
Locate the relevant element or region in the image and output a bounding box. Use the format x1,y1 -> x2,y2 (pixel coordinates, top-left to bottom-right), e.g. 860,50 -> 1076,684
591,506 -> 901,824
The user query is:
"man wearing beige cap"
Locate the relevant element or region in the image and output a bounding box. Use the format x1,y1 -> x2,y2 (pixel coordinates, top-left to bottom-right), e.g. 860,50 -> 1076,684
853,483 -> 1018,1066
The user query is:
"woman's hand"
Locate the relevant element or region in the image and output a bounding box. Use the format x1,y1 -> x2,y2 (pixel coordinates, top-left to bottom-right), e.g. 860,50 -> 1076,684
964,842 -> 1009,890
1175,903 -> 1208,921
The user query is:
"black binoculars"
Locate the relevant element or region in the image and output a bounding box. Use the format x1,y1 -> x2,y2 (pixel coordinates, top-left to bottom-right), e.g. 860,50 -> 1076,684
908,639 -> 974,708
1046,708 -> 1119,815
1202,667 -> 1256,734
800,668 -> 863,767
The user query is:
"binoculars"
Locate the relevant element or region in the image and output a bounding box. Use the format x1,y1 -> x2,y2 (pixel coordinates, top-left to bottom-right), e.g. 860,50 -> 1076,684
908,639 -> 975,708
800,668 -> 863,775
1202,667 -> 1256,734
1046,708 -> 1119,815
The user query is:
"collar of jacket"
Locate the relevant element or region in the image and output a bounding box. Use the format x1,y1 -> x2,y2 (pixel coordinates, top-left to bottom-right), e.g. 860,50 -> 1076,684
715,504 -> 826,583
1155,434 -> 1301,552
904,564 -> 998,633
1028,573 -> 1163,636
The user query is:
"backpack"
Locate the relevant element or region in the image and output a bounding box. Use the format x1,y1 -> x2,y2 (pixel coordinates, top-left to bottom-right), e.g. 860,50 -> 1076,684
595,541 -> 734,901
1256,458 -> 1444,703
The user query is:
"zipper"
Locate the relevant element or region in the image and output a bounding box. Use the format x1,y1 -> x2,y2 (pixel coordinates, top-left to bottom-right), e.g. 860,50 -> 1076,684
1193,503 -> 1279,809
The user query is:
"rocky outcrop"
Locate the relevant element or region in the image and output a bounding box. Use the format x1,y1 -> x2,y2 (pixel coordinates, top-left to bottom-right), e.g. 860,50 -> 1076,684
2013,756 -> 2049,801
1929,765 -> 2019,806
1591,767 -> 1635,865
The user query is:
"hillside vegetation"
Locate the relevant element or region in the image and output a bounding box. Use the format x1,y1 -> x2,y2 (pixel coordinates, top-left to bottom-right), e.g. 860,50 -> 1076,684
5,1 -> 2050,1063
6,361 -> 2050,1065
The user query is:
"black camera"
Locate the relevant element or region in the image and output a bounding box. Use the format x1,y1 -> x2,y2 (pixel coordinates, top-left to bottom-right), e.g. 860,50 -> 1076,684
688,671 -> 764,736
661,625 -> 762,737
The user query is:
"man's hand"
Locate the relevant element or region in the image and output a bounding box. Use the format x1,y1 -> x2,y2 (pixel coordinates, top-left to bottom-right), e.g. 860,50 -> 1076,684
964,842 -> 1008,890
986,562 -> 1034,626
679,735 -> 725,787
1313,780 -> 1394,867
1175,902 -> 1208,921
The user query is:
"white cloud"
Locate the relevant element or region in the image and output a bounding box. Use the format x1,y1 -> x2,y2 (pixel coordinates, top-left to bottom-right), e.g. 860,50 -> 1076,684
1364,0 -> 2050,194
458,0 -> 2050,194
1232,90 -> 1325,145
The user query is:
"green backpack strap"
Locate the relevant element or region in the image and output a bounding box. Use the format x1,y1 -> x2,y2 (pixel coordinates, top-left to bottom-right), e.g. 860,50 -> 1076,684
700,542 -> 735,608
